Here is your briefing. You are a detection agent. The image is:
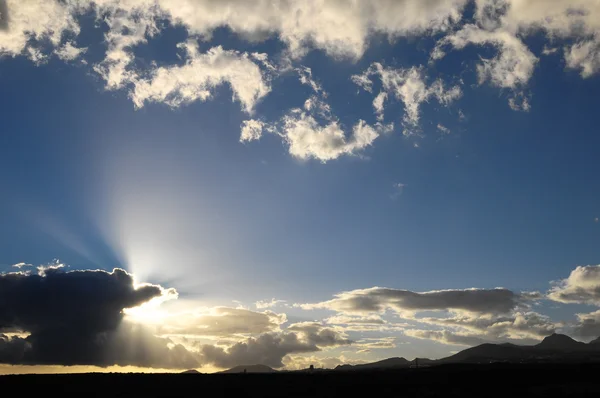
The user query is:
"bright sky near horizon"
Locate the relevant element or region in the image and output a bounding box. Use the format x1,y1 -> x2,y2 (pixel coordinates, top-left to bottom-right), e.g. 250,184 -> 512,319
1,0 -> 600,373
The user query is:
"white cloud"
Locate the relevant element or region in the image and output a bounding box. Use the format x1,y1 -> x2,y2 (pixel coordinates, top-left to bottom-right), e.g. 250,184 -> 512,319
11,262 -> 31,269
240,119 -> 266,143
437,124 -> 451,134
136,307 -> 287,338
565,41 -> 600,78
353,64 -> 461,136
130,41 -> 270,114
156,0 -> 469,60
372,91 -> 387,121
55,41 -> 86,61
548,265 -> 600,305
433,24 -> 537,98
0,0 -> 80,60
255,299 -> 287,310
297,66 -> 323,94
279,112 -> 379,162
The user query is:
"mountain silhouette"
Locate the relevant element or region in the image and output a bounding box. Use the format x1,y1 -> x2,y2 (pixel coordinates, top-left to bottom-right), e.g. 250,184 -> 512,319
220,364 -> 277,374
534,333 -> 588,351
181,369 -> 201,374
332,333 -> 600,369
218,334 -> 600,373
335,357 -> 410,370
440,343 -> 527,363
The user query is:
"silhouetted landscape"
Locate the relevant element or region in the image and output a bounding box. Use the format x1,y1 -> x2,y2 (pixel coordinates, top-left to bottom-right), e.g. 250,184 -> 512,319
4,333 -> 600,396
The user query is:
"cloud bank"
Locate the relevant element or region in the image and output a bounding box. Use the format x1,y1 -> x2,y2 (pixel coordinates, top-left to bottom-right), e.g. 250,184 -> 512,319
2,0 -> 600,162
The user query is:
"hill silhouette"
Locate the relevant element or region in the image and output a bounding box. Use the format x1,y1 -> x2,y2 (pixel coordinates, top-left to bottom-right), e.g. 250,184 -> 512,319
181,369 -> 201,374
335,357 -> 410,370
534,333 -> 588,351
220,364 -> 277,374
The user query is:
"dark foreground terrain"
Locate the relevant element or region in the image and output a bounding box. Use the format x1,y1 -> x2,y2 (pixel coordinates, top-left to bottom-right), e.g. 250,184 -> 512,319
3,364 -> 600,397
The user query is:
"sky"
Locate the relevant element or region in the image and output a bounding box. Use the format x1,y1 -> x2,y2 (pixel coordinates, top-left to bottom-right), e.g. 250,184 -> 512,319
1,0 -> 600,374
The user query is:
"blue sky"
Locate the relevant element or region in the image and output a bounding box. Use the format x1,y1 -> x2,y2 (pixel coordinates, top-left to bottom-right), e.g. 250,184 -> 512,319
1,0 -> 600,372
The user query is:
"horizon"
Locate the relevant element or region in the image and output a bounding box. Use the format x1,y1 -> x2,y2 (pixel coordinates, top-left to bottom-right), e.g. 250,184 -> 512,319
2,0 -> 600,375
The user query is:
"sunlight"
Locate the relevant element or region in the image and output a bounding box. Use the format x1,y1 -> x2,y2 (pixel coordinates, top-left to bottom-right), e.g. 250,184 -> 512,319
123,285 -> 178,325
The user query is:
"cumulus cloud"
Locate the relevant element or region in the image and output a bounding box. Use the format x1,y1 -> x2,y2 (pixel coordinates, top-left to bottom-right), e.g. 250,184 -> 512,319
0,267 -> 198,368
353,64 -> 461,136
279,113 -> 379,162
240,119 -> 266,143
573,310 -> 600,340
490,0 -> 600,78
156,307 -> 287,337
131,41 -> 270,114
548,265 -> 600,305
417,311 -> 557,342
299,286 -> 525,315
155,0 -> 469,60
0,0 -> 79,60
199,322 -> 351,368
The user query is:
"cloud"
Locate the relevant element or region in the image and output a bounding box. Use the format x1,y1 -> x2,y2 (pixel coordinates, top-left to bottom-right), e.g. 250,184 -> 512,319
0,267 -> 198,368
325,315 -> 386,325
279,113 -> 379,162
548,265 -> 600,305
0,0 -> 79,60
433,24 -> 537,110
282,354 -> 350,370
565,41 -> 600,78
10,262 -> 31,269
130,41 -> 271,114
240,119 -> 266,143
404,329 -> 490,347
155,307 -> 287,337
490,0 -> 600,78
255,299 -> 287,310
54,41 -> 86,62
573,310 -> 600,340
355,336 -> 397,351
199,322 -> 351,368
437,124 -> 451,134
297,66 -> 324,94
299,286 -> 525,315
353,64 -> 461,136
155,0 -> 469,60
391,182 -> 406,200
418,311 -> 557,341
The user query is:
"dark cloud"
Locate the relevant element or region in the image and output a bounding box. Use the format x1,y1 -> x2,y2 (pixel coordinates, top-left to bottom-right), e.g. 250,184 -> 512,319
0,267 -> 199,368
573,310 -> 600,340
200,323 -> 351,368
300,287 -> 525,315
